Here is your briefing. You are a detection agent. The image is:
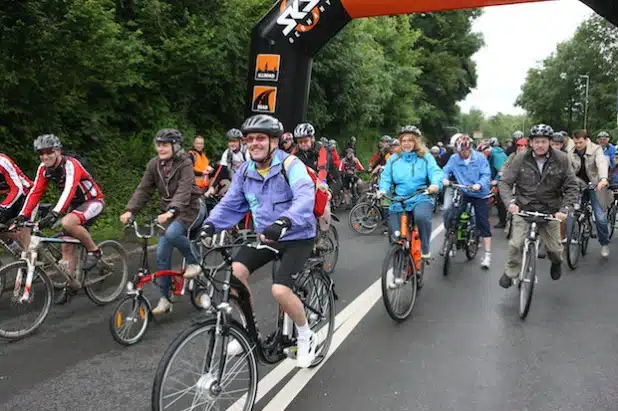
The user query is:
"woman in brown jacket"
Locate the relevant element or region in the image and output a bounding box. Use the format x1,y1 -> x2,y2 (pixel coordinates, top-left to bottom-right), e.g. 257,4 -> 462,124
120,129 -> 205,315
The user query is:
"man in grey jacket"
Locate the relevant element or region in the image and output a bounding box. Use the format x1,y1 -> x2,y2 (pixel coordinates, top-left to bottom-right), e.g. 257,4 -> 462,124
498,124 -> 579,289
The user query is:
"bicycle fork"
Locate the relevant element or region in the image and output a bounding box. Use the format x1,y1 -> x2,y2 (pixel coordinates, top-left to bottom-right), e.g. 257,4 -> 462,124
14,250 -> 37,303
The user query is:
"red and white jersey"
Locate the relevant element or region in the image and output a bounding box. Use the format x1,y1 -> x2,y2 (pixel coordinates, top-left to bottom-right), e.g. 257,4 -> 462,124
21,156 -> 104,218
0,153 -> 33,208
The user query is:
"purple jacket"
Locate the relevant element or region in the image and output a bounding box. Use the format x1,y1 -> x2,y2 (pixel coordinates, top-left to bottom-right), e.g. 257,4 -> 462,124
205,149 -> 316,241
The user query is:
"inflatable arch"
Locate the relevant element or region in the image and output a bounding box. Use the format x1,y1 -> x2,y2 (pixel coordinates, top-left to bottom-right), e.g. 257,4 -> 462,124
245,0 -> 617,130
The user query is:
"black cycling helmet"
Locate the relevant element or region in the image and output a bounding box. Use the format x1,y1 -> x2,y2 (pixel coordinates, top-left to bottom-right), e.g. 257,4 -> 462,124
529,124 -> 553,139
551,132 -> 566,143
226,128 -> 243,140
33,134 -> 62,152
241,114 -> 283,139
293,123 -> 315,139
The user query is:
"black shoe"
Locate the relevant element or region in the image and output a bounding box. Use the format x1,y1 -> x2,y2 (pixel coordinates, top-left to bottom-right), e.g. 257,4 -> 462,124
499,273 -> 513,289
494,222 -> 506,229
550,263 -> 562,280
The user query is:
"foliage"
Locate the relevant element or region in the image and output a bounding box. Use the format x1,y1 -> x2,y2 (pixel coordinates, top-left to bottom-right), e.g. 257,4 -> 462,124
0,1 -> 482,239
458,109 -> 527,143
517,15 -> 618,137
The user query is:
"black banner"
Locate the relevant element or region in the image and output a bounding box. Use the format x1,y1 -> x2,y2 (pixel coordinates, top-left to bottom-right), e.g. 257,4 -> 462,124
245,0 -> 351,132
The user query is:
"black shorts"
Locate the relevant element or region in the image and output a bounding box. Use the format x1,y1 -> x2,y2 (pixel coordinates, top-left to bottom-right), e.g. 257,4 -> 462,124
233,238 -> 314,288
0,196 -> 25,224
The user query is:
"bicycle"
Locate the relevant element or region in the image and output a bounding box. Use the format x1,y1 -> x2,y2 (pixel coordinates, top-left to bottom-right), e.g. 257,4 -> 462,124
512,210 -> 560,319
151,240 -> 336,411
348,191 -> 389,236
0,219 -> 128,340
380,189 -> 428,322
109,216 -> 217,346
440,184 -> 482,277
607,185 -> 618,239
566,183 -> 596,270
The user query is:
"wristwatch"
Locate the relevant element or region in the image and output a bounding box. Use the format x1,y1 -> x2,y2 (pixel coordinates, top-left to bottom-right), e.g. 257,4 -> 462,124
168,208 -> 177,216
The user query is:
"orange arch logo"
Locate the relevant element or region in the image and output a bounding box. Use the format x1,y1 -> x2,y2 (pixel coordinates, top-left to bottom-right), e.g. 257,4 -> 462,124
277,0 -> 325,39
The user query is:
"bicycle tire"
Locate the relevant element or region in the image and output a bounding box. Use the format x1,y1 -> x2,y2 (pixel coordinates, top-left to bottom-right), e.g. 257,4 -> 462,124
465,228 -> 480,261
519,242 -> 536,320
306,274 -> 336,368
320,225 -> 339,275
84,240 -> 129,305
348,202 -> 381,235
442,231 -> 455,277
109,294 -> 151,346
581,218 -> 591,256
0,261 -> 53,340
609,205 -> 617,240
152,319 -> 258,411
381,245 -> 417,322
566,217 -> 582,270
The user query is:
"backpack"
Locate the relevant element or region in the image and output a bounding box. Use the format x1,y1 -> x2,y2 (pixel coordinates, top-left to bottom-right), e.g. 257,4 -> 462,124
242,155 -> 329,217
65,152 -> 93,177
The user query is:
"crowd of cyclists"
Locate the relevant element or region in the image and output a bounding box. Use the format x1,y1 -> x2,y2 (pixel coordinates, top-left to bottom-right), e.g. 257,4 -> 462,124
2,113 -> 618,370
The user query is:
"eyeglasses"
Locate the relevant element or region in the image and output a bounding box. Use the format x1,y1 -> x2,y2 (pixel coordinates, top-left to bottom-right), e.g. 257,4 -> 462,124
245,135 -> 269,144
37,148 -> 55,155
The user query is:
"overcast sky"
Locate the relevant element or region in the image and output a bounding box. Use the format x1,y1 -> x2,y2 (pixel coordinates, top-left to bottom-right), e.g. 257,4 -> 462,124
458,0 -> 594,116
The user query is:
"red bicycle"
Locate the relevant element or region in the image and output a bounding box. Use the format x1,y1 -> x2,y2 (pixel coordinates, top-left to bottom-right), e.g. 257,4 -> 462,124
109,216 -> 216,346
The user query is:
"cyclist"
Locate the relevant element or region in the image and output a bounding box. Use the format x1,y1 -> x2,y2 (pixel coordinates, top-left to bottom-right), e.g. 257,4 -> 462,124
430,146 -> 440,162
0,153 -> 33,249
16,134 -> 105,287
200,114 -> 318,368
293,123 -> 330,182
498,124 -> 578,288
279,132 -> 295,154
377,125 -> 442,259
339,148 -> 365,206
120,129 -> 204,315
187,135 -> 213,192
344,136 -> 357,154
597,131 -> 615,170
369,135 -> 392,175
569,129 -> 612,257
505,130 -> 525,156
385,138 -> 400,161
503,137 -> 528,169
480,141 -> 508,228
550,132 -> 568,153
206,128 -> 247,198
442,135 -> 493,269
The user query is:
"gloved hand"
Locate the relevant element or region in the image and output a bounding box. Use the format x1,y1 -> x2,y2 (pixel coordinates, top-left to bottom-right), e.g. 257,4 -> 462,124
376,190 -> 386,199
262,218 -> 291,242
39,211 -> 60,229
13,215 -> 28,226
200,223 -> 216,247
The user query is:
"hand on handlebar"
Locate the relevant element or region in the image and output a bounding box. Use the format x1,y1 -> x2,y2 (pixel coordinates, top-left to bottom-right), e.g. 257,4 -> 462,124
376,190 -> 386,199
442,179 -> 450,187
471,184 -> 481,192
508,203 -> 520,214
554,211 -> 568,222
261,218 -> 291,243
119,211 -> 133,225
428,184 -> 439,194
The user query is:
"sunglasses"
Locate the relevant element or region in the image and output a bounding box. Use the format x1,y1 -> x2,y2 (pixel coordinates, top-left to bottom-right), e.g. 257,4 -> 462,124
245,135 -> 269,144
38,148 -> 56,155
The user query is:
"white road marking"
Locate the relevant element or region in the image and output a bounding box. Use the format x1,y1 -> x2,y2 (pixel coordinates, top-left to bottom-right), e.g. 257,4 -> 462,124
258,223 -> 445,411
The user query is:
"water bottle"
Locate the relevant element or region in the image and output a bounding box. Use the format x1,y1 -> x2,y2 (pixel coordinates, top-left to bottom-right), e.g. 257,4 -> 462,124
459,211 -> 470,240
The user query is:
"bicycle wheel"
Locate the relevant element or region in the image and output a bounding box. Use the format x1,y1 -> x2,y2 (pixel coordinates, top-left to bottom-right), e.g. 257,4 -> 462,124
566,216 -> 582,270
442,230 -> 456,277
0,261 -> 53,340
152,319 -> 258,411
381,245 -> 417,322
519,243 -> 536,320
317,225 -> 339,275
301,274 -> 335,367
109,294 -> 151,346
84,240 -> 129,305
581,218 -> 591,256
608,205 -> 617,239
465,228 -> 480,261
348,202 -> 380,235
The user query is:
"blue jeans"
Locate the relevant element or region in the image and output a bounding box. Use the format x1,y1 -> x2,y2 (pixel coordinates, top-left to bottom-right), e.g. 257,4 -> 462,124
389,201 -> 433,254
156,220 -> 199,299
568,190 -> 609,246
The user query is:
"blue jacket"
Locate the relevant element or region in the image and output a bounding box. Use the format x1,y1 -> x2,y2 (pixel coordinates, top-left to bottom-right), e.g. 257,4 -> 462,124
490,147 -> 508,179
603,144 -> 616,169
378,151 -> 443,212
442,150 -> 491,198
205,149 -> 316,241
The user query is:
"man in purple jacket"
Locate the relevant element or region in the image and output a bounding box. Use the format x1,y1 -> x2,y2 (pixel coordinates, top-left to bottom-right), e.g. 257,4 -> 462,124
200,114 -> 318,368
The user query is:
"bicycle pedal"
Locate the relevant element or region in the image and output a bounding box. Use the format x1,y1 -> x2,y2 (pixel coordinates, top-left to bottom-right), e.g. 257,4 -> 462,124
284,346 -> 297,359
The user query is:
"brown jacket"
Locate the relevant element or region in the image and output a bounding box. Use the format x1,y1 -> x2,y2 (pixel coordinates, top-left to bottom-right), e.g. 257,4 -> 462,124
126,154 -> 202,225
499,148 -> 579,215
569,139 -> 612,209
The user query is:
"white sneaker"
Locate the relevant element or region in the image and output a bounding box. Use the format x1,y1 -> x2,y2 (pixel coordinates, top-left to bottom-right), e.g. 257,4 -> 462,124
226,338 -> 243,357
151,297 -> 172,315
601,245 -> 610,258
421,252 -> 431,260
296,331 -> 318,368
183,264 -> 202,279
481,253 -> 491,270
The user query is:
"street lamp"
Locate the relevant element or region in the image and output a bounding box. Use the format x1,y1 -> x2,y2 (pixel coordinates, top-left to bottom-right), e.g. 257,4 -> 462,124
560,72 -> 590,130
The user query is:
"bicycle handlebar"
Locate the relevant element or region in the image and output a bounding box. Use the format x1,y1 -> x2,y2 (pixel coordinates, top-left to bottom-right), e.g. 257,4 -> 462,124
125,216 -> 166,239
383,188 -> 431,203
515,210 -> 561,222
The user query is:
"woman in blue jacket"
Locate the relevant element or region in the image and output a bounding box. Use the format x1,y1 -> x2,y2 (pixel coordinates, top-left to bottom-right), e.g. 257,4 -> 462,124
378,125 -> 443,258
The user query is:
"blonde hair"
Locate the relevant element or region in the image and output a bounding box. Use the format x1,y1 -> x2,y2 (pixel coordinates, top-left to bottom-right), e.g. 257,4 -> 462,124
399,133 -> 426,157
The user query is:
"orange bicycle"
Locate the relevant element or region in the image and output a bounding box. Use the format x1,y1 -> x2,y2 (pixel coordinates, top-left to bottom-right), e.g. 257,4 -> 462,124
380,189 -> 428,322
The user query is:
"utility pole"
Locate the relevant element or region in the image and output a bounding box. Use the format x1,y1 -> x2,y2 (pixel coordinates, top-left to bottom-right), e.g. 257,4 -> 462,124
580,75 -> 590,130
